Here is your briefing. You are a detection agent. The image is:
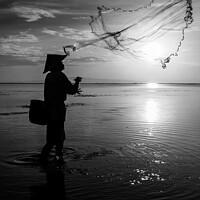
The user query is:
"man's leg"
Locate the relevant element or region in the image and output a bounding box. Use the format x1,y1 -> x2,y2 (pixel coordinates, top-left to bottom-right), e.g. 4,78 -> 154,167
55,121 -> 65,163
55,140 -> 64,157
55,141 -> 64,164
40,142 -> 54,162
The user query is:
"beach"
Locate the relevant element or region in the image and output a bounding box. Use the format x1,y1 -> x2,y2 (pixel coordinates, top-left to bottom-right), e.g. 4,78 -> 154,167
0,83 -> 200,200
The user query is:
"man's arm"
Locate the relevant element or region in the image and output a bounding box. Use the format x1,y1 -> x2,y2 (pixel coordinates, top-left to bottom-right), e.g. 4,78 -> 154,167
61,74 -> 82,95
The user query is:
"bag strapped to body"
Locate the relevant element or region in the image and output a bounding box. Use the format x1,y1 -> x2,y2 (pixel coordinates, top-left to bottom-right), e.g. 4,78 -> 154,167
29,99 -> 47,125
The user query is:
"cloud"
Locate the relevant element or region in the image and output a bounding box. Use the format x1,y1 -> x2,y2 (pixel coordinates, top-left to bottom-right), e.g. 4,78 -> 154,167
41,29 -> 58,36
42,27 -> 94,40
10,3 -> 89,23
72,16 -> 91,20
61,27 -> 80,34
11,6 -> 61,22
42,27 -> 79,37
0,43 -> 42,61
0,54 -> 41,67
0,32 -> 42,63
0,32 -> 39,43
66,56 -> 108,64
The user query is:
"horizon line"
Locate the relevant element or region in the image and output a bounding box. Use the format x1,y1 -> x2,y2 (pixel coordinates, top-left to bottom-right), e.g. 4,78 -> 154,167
0,82 -> 200,85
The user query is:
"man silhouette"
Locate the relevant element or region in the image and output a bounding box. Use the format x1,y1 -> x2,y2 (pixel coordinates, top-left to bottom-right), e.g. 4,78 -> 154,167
40,52 -> 82,163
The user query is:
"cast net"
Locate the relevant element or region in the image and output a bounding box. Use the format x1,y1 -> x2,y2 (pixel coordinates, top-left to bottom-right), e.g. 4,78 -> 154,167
64,0 -> 193,68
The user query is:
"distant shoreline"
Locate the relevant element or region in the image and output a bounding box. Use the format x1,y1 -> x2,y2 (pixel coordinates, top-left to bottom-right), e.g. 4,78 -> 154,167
0,82 -> 200,85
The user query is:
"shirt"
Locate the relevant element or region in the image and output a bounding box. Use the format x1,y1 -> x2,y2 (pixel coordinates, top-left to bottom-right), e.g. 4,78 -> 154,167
44,71 -> 78,121
44,71 -> 77,103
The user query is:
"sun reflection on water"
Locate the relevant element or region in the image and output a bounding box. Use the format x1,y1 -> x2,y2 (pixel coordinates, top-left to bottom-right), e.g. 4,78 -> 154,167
147,83 -> 159,89
145,99 -> 158,123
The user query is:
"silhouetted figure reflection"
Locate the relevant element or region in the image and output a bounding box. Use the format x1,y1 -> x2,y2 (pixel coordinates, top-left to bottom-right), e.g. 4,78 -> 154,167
45,167 -> 66,199
30,166 -> 66,200
40,52 -> 82,163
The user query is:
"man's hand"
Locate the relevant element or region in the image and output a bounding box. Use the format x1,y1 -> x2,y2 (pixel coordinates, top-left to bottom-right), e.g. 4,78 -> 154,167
65,51 -> 70,57
74,77 -> 82,83
76,88 -> 82,94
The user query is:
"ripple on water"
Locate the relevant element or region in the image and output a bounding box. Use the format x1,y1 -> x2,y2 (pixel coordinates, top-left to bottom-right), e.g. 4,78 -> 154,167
2,148 -> 76,167
1,146 -> 114,175
106,136 -> 200,200
1,141 -> 200,200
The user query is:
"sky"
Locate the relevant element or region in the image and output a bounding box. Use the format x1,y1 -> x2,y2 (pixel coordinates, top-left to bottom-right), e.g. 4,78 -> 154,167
0,0 -> 200,83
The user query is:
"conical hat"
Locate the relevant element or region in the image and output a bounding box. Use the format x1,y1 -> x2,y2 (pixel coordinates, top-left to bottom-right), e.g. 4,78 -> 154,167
43,54 -> 67,74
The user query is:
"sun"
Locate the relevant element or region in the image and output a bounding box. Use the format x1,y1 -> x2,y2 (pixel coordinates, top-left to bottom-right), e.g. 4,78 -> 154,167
142,42 -> 163,61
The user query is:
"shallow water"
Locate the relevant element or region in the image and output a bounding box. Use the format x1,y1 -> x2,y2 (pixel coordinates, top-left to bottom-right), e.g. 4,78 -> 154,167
0,83 -> 200,199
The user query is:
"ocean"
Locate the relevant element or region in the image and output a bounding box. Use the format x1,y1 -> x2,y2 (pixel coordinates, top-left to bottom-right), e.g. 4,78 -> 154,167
0,83 -> 200,199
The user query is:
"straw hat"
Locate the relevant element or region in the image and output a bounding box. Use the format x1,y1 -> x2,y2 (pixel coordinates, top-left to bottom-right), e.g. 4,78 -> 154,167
43,54 -> 67,74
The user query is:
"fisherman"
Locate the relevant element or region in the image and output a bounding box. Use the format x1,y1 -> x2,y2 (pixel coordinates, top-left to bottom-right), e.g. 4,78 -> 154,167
39,51 -> 82,164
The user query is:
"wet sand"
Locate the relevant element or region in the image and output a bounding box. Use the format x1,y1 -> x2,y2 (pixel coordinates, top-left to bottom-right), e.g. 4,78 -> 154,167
0,83 -> 200,199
